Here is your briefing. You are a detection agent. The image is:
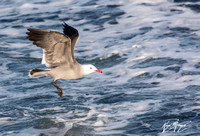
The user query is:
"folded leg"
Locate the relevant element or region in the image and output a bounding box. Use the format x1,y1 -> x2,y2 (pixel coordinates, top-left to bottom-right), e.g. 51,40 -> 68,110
51,80 -> 63,97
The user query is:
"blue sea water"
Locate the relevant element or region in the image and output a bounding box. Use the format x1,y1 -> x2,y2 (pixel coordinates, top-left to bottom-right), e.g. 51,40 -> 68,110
1,0 -> 200,135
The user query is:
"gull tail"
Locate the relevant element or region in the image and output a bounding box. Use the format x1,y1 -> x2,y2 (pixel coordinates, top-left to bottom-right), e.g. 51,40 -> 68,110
29,68 -> 44,77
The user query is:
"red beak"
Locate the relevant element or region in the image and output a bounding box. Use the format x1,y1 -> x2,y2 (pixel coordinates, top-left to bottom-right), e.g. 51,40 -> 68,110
95,69 -> 102,73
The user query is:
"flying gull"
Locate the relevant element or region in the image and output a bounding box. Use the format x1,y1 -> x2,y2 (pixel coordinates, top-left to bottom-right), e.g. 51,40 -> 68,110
27,23 -> 102,97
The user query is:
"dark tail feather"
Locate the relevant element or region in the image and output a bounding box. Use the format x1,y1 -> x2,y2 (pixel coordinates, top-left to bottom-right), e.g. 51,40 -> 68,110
29,68 -> 43,77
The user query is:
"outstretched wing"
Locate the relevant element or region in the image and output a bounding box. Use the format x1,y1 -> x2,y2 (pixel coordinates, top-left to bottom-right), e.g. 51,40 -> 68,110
63,23 -> 79,62
27,29 -> 73,67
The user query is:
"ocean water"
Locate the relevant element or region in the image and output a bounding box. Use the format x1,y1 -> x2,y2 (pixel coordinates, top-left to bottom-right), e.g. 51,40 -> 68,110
1,0 -> 200,135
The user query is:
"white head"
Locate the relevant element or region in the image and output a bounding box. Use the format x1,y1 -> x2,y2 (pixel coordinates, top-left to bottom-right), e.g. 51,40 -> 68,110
81,64 -> 102,76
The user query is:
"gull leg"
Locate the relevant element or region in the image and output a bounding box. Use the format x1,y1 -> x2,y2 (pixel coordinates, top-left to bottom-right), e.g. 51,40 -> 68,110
51,80 -> 63,97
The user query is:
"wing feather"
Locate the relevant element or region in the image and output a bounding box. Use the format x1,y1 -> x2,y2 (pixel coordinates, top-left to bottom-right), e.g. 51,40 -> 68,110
27,28 -> 72,67
63,23 -> 79,63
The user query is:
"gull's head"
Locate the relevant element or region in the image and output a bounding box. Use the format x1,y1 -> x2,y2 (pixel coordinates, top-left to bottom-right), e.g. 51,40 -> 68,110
82,64 -> 102,76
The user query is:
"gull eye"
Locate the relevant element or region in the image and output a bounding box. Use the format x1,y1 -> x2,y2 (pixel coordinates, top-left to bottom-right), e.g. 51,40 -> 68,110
90,67 -> 92,69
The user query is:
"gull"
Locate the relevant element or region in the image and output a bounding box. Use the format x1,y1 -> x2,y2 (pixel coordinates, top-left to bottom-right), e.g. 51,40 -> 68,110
27,23 -> 102,97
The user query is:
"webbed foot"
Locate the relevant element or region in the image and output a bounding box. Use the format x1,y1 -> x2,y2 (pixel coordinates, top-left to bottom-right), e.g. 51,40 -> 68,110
57,87 -> 63,98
